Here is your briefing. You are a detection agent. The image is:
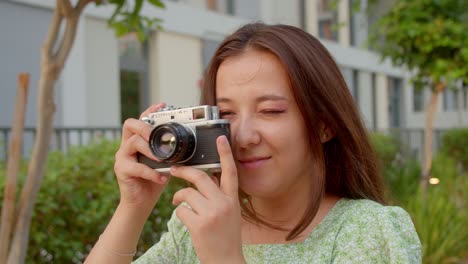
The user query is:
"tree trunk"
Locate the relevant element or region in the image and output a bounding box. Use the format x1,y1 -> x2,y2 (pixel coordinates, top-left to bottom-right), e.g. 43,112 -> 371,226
6,1 -> 91,263
6,66 -> 57,264
0,73 -> 30,264
421,82 -> 446,201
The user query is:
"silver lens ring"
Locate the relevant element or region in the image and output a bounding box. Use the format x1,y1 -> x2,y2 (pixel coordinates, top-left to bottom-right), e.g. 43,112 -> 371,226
149,123 -> 195,162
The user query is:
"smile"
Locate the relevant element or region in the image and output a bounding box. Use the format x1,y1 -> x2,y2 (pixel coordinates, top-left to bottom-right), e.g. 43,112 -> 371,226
238,157 -> 271,169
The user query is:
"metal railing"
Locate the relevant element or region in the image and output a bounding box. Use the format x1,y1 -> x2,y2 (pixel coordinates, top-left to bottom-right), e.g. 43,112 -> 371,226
0,126 -> 450,162
376,128 -> 448,162
0,126 -> 122,160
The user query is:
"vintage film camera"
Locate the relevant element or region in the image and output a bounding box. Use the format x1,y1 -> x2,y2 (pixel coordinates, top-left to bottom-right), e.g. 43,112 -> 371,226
137,105 -> 230,172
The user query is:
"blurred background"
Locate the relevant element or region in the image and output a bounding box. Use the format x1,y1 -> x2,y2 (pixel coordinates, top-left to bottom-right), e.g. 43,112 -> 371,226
0,0 -> 466,263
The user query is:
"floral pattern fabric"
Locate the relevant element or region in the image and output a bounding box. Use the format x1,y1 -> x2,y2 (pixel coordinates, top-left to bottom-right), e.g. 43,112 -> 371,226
133,198 -> 422,264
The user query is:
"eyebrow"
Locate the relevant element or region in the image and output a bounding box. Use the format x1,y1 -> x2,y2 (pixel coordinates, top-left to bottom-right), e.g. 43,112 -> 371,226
217,94 -> 288,103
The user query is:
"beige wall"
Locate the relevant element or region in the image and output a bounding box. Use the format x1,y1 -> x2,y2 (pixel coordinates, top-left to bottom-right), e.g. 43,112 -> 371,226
85,17 -> 120,126
149,31 -> 202,108
305,0 -> 319,36
357,71 -> 373,128
338,0 -> 350,46
62,17 -> 120,127
375,73 -> 389,130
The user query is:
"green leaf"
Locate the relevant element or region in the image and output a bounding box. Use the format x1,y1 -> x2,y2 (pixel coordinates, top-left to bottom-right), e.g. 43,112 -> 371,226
147,0 -> 165,8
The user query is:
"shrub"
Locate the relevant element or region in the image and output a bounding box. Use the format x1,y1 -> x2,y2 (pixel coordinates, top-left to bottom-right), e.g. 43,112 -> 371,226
0,139 -> 187,263
371,132 -> 467,262
370,132 -> 420,204
440,128 -> 468,172
370,132 -> 400,165
406,153 -> 467,264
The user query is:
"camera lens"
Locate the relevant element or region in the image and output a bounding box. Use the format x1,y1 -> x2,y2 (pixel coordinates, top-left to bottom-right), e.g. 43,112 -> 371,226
149,123 -> 196,162
157,132 -> 177,156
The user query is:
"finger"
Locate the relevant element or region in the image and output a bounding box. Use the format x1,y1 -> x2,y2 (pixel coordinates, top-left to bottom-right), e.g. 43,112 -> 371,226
122,118 -> 154,144
119,134 -> 158,161
114,158 -> 167,184
173,187 -> 208,214
170,166 -> 220,198
139,102 -> 166,119
217,135 -> 238,197
175,205 -> 199,229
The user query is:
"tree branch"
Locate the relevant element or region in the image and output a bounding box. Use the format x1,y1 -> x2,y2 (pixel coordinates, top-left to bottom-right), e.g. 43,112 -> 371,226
58,0 -> 73,17
44,5 -> 63,58
54,17 -> 79,73
53,0 -> 94,74
0,73 -> 29,264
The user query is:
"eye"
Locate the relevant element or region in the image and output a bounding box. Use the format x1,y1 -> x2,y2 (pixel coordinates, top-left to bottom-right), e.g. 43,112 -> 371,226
219,110 -> 235,118
260,109 -> 285,115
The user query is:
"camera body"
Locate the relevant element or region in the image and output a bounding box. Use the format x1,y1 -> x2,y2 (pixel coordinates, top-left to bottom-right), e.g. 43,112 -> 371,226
137,105 -> 230,172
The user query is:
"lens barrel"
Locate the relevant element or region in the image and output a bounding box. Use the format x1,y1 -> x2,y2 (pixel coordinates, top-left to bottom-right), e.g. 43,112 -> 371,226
149,123 -> 196,163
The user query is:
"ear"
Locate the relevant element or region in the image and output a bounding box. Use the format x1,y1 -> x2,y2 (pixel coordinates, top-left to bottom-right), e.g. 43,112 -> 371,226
319,122 -> 335,143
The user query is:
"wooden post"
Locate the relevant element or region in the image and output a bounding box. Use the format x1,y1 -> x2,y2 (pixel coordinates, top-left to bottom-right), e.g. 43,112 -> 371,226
0,73 -> 29,264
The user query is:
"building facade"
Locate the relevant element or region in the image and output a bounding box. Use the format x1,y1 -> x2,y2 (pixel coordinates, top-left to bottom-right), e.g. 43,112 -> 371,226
1,0 -> 467,159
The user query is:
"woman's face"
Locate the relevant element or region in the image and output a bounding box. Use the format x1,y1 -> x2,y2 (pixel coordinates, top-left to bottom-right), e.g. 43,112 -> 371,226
216,49 -> 315,199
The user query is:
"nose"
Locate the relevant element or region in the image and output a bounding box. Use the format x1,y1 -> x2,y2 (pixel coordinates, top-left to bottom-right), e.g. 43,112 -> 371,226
232,114 -> 261,149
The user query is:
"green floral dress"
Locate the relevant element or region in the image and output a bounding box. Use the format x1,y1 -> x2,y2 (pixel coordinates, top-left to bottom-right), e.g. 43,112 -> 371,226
133,198 -> 422,263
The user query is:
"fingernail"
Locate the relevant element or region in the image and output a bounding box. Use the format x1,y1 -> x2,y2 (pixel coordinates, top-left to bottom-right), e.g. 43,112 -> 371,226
160,175 -> 168,183
218,135 -> 227,145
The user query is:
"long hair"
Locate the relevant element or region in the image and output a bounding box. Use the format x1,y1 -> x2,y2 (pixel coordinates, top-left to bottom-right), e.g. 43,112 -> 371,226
201,23 -> 386,240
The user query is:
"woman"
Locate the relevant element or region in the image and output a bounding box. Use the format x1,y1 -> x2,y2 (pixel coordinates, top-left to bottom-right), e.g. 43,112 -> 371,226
85,23 -> 421,263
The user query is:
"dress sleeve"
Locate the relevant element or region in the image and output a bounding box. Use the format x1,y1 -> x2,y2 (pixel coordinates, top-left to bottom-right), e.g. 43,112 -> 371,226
132,209 -> 189,264
331,202 -> 422,264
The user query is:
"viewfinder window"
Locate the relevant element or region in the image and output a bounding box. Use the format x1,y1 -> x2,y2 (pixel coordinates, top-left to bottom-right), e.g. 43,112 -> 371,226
192,108 -> 205,120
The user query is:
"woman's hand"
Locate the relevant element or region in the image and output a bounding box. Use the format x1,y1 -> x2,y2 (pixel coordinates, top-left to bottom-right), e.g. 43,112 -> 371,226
114,103 -> 169,211
171,135 -> 245,264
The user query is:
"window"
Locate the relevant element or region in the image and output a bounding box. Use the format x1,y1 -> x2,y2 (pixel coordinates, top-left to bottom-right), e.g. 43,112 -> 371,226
318,0 -> 338,41
371,73 -> 377,130
349,0 -> 369,47
352,69 -> 359,101
413,87 -> 424,112
118,33 -> 148,123
207,0 -> 234,15
443,88 -> 457,112
463,85 -> 468,111
340,67 -> 357,101
120,71 -> 142,123
388,77 -> 402,128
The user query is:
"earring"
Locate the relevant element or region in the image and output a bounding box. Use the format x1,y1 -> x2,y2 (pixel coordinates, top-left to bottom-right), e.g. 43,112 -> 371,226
323,133 -> 328,139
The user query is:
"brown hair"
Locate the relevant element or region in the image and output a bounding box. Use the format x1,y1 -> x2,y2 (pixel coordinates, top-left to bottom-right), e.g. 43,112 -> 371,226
201,23 -> 386,240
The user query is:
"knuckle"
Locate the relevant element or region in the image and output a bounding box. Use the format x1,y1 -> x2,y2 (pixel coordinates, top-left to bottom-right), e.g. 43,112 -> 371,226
175,206 -> 184,219
204,212 -> 221,227
127,134 -> 138,144
123,118 -> 135,128
191,171 -> 206,184
218,201 -> 232,215
174,189 -> 186,200
185,187 -> 196,195
113,161 -> 121,173
130,162 -> 143,175
114,150 -> 121,161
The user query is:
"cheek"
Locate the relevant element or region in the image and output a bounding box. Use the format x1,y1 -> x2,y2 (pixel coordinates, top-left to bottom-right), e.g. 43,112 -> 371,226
227,120 -> 239,144
275,123 -> 311,155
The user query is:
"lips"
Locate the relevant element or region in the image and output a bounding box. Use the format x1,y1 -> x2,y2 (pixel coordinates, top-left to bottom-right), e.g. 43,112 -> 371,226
237,156 -> 271,169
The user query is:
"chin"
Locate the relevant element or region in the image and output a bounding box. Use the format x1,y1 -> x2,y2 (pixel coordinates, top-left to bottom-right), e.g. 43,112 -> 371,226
238,171 -> 282,198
